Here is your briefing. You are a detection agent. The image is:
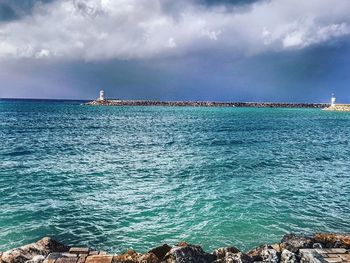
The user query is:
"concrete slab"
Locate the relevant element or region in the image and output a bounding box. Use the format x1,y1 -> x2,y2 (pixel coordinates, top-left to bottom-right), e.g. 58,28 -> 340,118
85,255 -> 113,263
324,258 -> 342,263
300,249 -> 328,263
55,257 -> 78,263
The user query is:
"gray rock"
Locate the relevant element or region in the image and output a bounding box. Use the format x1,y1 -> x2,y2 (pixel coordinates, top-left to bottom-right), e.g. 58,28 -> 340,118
299,249 -> 325,263
214,252 -> 252,263
162,244 -> 215,263
246,245 -> 265,261
312,244 -> 322,249
280,250 -> 297,263
1,238 -> 69,263
25,255 -> 45,263
281,234 -> 314,253
212,247 -> 240,261
261,247 -> 279,263
246,245 -> 279,262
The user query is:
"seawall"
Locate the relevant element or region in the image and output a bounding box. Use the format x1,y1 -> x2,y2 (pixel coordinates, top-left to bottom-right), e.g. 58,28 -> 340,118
1,233 -> 350,263
85,100 -> 329,108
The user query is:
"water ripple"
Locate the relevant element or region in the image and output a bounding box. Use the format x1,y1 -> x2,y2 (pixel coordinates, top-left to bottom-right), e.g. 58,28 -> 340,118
0,101 -> 350,253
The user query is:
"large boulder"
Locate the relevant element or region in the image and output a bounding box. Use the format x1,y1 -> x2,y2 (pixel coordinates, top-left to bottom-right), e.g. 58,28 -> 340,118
261,248 -> 279,263
212,247 -> 240,260
212,246 -> 252,263
214,252 -> 252,263
1,238 -> 69,263
246,245 -> 279,263
280,249 -> 297,263
148,244 -> 172,261
280,234 -> 314,253
162,243 -> 215,263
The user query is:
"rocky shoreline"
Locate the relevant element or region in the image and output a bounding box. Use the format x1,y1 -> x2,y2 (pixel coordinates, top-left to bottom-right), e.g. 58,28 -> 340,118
85,100 -> 329,108
1,233 -> 349,263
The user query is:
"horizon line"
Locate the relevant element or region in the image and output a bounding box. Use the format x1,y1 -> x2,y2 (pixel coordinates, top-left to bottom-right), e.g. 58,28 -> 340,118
0,97 -> 332,104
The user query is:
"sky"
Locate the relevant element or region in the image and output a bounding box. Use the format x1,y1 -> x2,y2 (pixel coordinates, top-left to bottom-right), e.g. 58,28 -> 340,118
0,0 -> 350,102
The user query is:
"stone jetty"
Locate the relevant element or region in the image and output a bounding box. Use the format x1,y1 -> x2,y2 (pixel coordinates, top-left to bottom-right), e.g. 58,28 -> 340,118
85,100 -> 328,108
1,233 -> 350,263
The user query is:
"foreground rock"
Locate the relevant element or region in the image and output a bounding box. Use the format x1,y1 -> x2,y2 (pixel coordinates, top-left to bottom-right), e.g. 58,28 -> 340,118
313,233 -> 350,248
112,250 -> 142,262
148,244 -> 172,261
280,249 -> 297,263
280,234 -> 314,253
247,245 -> 280,263
1,233 -> 350,263
163,243 -> 215,263
0,237 -> 69,263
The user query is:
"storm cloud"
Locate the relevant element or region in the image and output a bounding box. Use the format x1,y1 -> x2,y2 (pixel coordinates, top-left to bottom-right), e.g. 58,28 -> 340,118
0,0 -> 350,102
0,0 -> 350,60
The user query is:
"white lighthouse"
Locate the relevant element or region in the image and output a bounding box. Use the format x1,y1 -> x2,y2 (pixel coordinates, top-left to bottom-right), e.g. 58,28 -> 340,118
98,90 -> 105,101
331,93 -> 336,107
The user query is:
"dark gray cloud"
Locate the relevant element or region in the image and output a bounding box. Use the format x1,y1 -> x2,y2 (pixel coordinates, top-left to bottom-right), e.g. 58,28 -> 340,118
196,0 -> 262,7
0,0 -> 257,24
2,39 -> 350,102
162,0 -> 262,11
1,0 -> 349,60
0,3 -> 17,22
0,0 -> 350,102
0,0 -> 53,22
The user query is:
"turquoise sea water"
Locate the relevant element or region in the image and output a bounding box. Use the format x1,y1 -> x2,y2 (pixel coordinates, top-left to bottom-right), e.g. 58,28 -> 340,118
0,99 -> 350,253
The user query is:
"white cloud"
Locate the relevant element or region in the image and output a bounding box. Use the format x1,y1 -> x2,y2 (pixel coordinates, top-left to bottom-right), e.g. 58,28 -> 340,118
166,38 -> 177,48
282,22 -> 350,48
0,42 -> 17,56
202,29 -> 221,40
35,49 -> 51,58
283,31 -> 304,48
0,0 -> 350,60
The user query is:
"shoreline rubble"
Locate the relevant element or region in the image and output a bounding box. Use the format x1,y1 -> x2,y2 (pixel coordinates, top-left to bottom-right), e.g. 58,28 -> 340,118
1,233 -> 350,263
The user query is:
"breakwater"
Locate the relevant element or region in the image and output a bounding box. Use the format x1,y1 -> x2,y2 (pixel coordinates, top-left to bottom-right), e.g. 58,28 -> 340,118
85,100 -> 329,108
1,233 -> 349,263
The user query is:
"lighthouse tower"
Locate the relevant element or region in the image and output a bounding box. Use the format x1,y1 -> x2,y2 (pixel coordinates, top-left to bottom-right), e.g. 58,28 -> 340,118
98,90 -> 105,101
331,93 -> 336,107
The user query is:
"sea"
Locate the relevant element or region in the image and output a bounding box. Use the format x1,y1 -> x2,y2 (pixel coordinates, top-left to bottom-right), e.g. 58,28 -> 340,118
0,99 -> 349,253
